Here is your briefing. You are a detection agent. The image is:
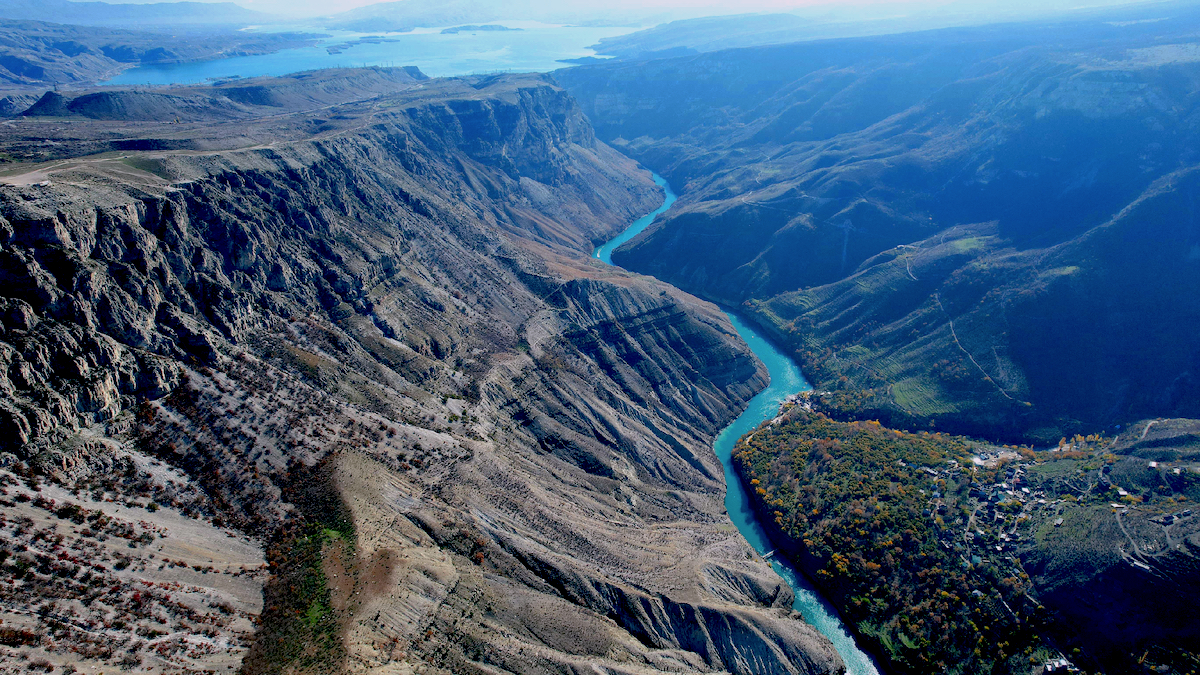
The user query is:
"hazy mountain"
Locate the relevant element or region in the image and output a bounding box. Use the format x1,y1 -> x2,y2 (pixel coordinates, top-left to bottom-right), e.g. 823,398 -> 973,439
590,13 -> 817,60
323,0 -> 708,33
0,0 -> 271,28
0,19 -> 319,88
590,0 -> 1179,61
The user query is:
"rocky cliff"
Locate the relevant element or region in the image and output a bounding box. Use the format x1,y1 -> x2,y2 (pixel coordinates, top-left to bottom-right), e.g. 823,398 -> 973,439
0,71 -> 842,675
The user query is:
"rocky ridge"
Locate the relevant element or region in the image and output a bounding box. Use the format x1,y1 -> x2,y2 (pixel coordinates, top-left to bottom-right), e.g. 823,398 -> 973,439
0,71 -> 842,675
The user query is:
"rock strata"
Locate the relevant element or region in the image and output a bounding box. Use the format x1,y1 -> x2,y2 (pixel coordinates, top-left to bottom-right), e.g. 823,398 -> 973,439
0,71 -> 842,675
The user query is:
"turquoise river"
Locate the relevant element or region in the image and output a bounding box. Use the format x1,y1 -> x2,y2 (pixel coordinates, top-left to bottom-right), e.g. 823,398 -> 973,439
595,173 -> 882,675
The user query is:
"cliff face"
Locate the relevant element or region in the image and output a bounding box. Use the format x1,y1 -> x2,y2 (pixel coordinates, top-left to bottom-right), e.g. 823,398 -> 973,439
0,72 -> 841,675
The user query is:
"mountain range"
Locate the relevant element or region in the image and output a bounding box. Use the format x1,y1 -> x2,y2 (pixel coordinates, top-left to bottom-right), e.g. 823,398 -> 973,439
557,0 -> 1200,442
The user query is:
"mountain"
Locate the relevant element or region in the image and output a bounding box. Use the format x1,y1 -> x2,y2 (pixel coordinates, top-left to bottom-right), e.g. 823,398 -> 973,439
589,13 -> 817,61
0,0 -> 271,28
322,0 -> 701,34
16,65 -> 428,120
0,19 -> 320,89
0,69 -> 842,675
325,0 -> 504,32
556,0 -> 1200,442
588,0 -> 1181,62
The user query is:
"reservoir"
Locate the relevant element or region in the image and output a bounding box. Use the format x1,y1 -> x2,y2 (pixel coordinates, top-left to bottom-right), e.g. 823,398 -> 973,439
104,22 -> 635,86
596,173 -> 882,675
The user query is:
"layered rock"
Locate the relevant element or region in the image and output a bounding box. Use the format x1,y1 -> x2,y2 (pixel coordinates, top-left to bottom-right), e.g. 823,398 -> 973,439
0,71 -> 841,675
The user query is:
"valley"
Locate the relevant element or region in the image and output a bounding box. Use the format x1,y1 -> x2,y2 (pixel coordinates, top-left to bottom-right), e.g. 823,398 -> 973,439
596,180 -> 880,675
555,3 -> 1200,673
556,0 -> 1200,443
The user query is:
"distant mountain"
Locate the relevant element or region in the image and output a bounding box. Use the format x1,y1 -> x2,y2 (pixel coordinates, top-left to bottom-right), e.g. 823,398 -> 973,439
0,19 -> 319,89
326,0 -> 500,33
323,0 -> 694,33
440,24 -> 520,34
589,0 -> 1179,61
0,0 -> 271,28
557,0 -> 1200,442
590,13 -> 813,60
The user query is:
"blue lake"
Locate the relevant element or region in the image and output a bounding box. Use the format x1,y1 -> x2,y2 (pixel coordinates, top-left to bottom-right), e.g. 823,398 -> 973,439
598,173 -> 882,675
104,22 -> 636,85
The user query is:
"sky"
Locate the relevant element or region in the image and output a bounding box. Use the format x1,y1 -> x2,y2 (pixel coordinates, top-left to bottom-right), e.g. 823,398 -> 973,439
82,0 -> 1154,23
92,0 -> 956,19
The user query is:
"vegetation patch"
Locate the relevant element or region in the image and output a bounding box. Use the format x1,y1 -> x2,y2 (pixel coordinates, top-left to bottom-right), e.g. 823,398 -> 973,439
733,406 -> 1049,675
242,456 -> 356,675
734,400 -> 1200,675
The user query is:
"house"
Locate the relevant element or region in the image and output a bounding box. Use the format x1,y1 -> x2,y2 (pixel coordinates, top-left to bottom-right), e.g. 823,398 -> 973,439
1043,657 -> 1077,673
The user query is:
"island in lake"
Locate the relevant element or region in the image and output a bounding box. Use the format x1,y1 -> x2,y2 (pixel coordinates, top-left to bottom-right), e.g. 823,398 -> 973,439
440,24 -> 522,34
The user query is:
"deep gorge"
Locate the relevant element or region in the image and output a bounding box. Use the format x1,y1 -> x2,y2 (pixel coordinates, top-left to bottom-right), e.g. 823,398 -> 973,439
0,71 -> 845,675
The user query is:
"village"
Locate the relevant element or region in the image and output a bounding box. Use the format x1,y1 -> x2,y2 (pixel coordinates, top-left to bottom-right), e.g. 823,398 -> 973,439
891,439 -> 1200,675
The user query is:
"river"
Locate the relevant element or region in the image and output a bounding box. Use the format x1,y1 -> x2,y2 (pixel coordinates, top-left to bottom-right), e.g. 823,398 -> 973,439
595,173 -> 882,675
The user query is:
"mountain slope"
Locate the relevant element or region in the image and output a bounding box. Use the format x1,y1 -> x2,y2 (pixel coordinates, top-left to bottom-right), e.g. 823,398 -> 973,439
556,2 -> 1200,440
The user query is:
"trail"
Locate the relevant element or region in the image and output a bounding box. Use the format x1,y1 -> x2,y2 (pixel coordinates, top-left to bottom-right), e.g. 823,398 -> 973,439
1140,419 -> 1160,441
934,293 -> 1016,401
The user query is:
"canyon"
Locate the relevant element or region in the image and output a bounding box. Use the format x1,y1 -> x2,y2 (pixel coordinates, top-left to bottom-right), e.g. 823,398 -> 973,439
555,5 -> 1200,673
0,71 -> 842,674
4,1 -> 1200,673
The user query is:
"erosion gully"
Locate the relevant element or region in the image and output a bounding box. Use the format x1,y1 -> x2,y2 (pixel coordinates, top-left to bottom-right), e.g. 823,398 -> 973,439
594,172 -> 882,675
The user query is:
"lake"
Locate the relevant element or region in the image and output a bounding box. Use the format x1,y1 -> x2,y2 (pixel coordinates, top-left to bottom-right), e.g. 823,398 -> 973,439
104,21 -> 636,86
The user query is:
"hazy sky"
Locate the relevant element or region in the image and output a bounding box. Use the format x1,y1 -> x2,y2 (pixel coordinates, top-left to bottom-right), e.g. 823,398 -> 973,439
89,0 -> 1151,22
100,0 -> 951,19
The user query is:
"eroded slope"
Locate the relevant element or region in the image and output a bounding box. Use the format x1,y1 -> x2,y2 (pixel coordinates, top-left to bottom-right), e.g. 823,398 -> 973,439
0,72 -> 842,675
